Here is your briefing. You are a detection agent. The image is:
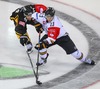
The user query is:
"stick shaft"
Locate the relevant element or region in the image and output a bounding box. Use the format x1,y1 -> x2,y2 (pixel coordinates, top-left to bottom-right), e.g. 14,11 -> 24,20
36,32 -> 41,81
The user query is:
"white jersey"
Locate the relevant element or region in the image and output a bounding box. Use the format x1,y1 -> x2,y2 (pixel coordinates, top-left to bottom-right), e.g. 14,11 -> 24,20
32,12 -> 47,33
32,12 -> 68,44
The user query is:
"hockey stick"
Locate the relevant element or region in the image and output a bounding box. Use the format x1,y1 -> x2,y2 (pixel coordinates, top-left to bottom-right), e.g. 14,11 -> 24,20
25,45 -> 42,85
36,32 -> 42,85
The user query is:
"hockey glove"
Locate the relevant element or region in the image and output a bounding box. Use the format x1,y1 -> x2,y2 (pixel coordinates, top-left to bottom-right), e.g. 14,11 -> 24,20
35,23 -> 43,33
20,36 -> 28,46
26,42 -> 33,53
35,41 -> 49,50
20,36 -> 33,52
20,36 -> 30,46
36,27 -> 43,33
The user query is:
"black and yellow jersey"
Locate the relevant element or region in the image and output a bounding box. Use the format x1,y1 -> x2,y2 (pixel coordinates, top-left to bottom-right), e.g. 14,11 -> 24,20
10,5 -> 43,39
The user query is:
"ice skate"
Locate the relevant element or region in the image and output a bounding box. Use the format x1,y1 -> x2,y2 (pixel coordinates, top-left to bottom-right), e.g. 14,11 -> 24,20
84,58 -> 95,65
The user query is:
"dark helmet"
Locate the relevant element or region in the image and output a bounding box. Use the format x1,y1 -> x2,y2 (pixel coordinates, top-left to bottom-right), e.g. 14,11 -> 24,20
23,5 -> 34,16
45,7 -> 55,17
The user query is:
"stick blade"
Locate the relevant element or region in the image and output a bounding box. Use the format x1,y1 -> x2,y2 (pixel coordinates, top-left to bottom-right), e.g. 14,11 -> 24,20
36,81 -> 42,85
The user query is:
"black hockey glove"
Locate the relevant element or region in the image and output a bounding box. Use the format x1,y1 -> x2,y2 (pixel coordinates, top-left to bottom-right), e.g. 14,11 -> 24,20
35,40 -> 49,50
20,36 -> 30,46
36,27 -> 43,33
40,34 -> 48,42
35,23 -> 43,33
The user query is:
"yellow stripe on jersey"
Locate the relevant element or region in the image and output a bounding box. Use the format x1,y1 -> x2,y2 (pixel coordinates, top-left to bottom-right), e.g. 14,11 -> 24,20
15,32 -> 30,41
10,15 -> 19,26
15,32 -> 22,39
34,24 -> 40,27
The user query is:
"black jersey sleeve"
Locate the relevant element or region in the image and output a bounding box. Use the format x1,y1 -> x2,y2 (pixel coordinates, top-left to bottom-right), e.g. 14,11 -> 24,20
27,18 -> 43,33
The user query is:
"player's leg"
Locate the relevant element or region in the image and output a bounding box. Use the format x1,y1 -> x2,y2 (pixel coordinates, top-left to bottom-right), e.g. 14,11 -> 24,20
71,50 -> 95,65
57,35 -> 95,65
36,48 -> 49,66
36,33 -> 57,66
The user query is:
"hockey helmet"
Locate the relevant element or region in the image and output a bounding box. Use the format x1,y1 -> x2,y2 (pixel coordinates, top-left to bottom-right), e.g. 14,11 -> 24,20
23,5 -> 34,16
45,7 -> 55,17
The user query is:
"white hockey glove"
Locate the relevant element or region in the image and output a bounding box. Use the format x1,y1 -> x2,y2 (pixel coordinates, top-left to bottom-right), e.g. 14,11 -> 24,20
26,43 -> 33,53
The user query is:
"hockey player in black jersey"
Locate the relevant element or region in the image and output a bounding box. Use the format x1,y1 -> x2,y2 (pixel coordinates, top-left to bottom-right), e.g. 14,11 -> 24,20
10,5 -> 44,52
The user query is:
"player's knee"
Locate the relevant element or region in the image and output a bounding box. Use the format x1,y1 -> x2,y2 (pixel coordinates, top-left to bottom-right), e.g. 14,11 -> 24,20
71,50 -> 83,60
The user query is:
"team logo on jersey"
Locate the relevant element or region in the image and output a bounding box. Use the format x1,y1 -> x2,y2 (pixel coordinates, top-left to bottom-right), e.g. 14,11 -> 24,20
50,33 -> 54,37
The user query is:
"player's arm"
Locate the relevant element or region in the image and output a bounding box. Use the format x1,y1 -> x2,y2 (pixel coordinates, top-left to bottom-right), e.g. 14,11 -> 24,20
10,8 -> 27,38
46,27 -> 60,44
15,22 -> 26,39
27,18 -> 43,33
35,27 -> 60,50
15,21 -> 32,46
10,13 -> 31,46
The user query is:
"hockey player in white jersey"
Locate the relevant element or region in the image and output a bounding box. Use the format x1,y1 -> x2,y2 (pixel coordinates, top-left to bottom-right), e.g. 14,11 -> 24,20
33,7 -> 95,66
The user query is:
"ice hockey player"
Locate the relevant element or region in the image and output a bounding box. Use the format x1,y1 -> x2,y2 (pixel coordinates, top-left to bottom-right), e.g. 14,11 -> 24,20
34,7 -> 95,66
10,4 -> 47,52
